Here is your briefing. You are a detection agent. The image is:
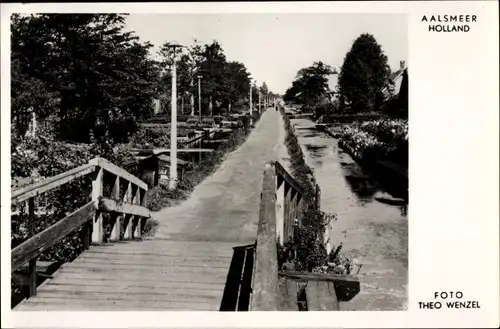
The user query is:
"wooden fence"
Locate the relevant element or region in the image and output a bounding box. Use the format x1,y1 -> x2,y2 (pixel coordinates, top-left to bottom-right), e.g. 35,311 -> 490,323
11,157 -> 151,298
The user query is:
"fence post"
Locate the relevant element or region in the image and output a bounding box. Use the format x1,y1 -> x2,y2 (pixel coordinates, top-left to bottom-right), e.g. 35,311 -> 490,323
110,175 -> 121,242
124,183 -> 135,240
91,167 -> 104,245
28,197 -> 37,297
275,174 -> 285,246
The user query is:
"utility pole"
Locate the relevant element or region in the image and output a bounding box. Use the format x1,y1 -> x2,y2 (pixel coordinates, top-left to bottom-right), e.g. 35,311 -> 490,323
249,81 -> 253,125
258,90 -> 262,113
198,75 -> 202,122
166,43 -> 184,190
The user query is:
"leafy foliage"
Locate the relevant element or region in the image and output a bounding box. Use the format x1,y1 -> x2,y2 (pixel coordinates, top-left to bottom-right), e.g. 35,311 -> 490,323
337,33 -> 393,113
11,14 -> 159,142
283,61 -> 333,106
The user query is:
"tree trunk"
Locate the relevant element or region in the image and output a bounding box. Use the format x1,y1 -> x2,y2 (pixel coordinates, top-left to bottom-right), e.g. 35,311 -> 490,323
228,101 -> 231,113
209,96 -> 213,116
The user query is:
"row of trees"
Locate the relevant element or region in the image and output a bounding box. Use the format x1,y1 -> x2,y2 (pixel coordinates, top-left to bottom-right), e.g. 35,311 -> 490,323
157,40 -> 275,116
284,33 -> 404,115
11,14 -> 276,144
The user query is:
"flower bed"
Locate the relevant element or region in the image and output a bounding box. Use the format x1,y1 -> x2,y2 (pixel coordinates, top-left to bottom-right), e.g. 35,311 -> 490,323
339,119 -> 408,167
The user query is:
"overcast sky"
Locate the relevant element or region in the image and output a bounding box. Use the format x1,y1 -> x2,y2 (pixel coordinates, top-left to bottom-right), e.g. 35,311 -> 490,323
125,14 -> 407,94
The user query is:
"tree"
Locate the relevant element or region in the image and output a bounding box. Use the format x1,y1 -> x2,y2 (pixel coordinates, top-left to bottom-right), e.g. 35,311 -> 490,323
283,61 -> 332,106
337,33 -> 393,113
11,14 -> 159,142
224,61 -> 251,113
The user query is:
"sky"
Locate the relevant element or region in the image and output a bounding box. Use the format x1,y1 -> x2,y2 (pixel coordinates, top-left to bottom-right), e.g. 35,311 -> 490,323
124,13 -> 407,95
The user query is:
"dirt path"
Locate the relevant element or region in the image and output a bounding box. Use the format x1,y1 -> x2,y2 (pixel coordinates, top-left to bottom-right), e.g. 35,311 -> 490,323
153,108 -> 285,244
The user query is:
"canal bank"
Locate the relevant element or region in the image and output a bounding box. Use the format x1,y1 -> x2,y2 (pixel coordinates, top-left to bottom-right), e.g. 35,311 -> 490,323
289,116 -> 408,311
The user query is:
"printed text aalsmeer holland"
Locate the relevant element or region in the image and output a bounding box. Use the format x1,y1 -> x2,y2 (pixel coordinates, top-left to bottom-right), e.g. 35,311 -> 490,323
422,15 -> 477,32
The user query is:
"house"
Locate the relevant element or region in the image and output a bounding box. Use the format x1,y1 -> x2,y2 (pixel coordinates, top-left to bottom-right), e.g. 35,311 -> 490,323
384,61 -> 408,98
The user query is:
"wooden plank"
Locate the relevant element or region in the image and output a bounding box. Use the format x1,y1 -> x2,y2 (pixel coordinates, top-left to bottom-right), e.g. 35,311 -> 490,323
38,283 -> 223,297
129,148 -> 214,155
278,277 -> 298,311
16,298 -> 215,311
98,197 -> 150,218
54,270 -> 228,285
305,280 -> 339,311
278,271 -> 360,284
90,157 -> 148,190
251,162 -> 280,311
24,290 -> 220,304
42,277 -> 225,291
11,202 -> 96,272
11,163 -> 96,203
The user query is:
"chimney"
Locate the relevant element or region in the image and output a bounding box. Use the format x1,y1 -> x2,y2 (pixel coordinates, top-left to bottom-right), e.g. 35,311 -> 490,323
400,61 -> 406,69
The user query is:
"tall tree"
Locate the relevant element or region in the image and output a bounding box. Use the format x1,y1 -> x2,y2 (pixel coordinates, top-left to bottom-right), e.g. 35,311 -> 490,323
11,14 -> 159,142
337,33 -> 393,113
224,61 -> 251,113
283,61 -> 332,106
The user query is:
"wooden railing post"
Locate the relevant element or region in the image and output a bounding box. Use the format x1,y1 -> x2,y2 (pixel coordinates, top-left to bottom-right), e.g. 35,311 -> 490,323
124,182 -> 134,240
132,187 -> 141,239
110,175 -> 121,242
91,167 -> 104,245
28,197 -> 37,297
275,174 -> 285,246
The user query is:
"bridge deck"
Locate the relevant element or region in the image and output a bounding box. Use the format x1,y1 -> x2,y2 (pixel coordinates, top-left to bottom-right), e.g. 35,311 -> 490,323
16,240 -> 234,311
15,109 -> 282,311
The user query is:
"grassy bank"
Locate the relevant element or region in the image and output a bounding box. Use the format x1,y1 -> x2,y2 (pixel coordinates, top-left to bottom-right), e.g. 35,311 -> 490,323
277,105 -> 354,275
145,112 -> 260,216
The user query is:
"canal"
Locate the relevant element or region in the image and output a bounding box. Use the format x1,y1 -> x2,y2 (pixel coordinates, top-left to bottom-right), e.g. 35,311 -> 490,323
290,117 -> 408,311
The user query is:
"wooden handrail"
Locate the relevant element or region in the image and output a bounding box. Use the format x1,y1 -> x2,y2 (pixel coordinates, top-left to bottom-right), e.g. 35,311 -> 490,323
11,163 -> 96,203
89,157 -> 148,190
274,161 -> 305,196
251,161 -> 314,311
251,162 -> 280,311
11,201 -> 96,272
11,156 -> 151,299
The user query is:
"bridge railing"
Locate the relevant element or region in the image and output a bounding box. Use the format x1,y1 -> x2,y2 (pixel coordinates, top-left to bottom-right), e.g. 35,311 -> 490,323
251,161 -> 307,311
11,157 -> 151,298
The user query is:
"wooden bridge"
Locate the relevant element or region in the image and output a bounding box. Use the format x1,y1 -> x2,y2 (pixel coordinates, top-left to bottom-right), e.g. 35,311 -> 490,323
11,156 -> 359,311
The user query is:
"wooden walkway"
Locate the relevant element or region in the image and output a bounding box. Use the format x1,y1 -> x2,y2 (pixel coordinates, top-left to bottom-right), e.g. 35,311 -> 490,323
16,240 -> 235,311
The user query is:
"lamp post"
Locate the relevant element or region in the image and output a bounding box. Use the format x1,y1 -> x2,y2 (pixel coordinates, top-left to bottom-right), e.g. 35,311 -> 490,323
249,80 -> 253,125
258,89 -> 262,113
165,43 -> 184,190
197,75 -> 202,122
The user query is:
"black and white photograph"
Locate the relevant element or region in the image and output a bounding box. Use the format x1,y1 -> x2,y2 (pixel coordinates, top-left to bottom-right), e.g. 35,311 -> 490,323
8,12 -> 408,312
2,2 -> 498,328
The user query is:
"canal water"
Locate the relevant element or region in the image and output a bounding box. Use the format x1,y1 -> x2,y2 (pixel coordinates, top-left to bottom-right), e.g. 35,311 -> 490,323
290,117 -> 408,311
